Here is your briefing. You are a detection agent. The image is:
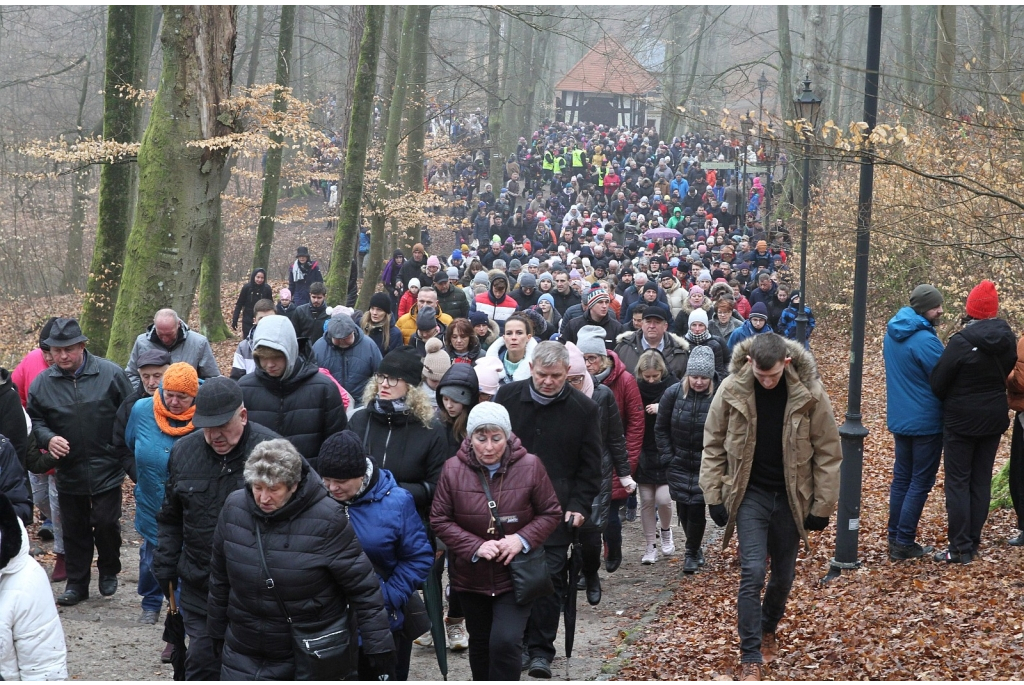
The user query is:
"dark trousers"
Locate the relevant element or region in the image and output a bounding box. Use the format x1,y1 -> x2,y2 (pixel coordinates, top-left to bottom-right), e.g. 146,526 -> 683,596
676,502 -> 707,554
57,486 -> 122,593
887,433 -> 943,546
461,590 -> 532,681
525,544 -> 568,663
943,429 -> 1001,555
358,631 -> 412,681
181,606 -> 220,681
446,550 -> 464,619
1009,415 -> 1024,530
579,529 -> 602,576
603,498 -> 626,563
735,485 -> 800,664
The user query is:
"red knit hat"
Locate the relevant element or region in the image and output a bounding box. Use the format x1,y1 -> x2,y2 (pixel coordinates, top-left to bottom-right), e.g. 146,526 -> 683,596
966,279 -> 999,320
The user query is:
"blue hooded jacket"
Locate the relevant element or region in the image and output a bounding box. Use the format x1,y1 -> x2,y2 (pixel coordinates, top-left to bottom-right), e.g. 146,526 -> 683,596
312,327 -> 383,404
883,306 -> 944,435
727,318 -> 773,352
347,466 -> 433,632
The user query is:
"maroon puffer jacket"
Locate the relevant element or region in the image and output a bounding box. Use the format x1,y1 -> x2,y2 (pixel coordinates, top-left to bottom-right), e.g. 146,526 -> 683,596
430,434 -> 562,597
604,350 -> 645,501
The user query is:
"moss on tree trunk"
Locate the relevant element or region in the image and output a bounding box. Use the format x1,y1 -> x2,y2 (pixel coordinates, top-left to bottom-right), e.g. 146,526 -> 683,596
81,5 -> 153,354
401,6 -> 431,254
325,6 -> 384,305
107,7 -> 237,365
251,5 -> 295,272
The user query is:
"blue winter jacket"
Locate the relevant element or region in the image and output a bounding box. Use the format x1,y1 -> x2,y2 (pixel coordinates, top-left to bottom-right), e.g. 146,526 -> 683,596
727,319 -> 773,352
777,305 -> 816,348
312,328 -> 383,404
125,394 -> 197,545
347,466 -> 433,632
883,306 -> 944,435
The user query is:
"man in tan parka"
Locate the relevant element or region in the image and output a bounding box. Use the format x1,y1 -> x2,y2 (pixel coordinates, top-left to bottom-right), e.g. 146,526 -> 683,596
700,333 -> 842,681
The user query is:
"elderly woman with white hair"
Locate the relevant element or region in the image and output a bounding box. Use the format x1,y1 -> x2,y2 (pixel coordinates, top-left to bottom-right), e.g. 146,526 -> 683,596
206,439 -> 396,680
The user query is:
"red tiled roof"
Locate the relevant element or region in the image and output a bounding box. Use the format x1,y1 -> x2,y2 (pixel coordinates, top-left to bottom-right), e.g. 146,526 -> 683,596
555,37 -> 659,96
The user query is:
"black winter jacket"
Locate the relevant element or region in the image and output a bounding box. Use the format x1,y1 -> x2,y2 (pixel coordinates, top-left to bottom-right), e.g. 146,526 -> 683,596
112,386 -> 148,483
27,351 -> 132,496
238,357 -> 347,462
930,317 -> 1018,436
561,311 -> 625,349
347,402 -> 448,517
495,380 -> 603,546
0,368 -> 29,469
152,422 -> 280,614
684,334 -> 730,382
435,284 -> 470,321
290,303 -> 330,345
655,382 -> 715,504
583,383 -> 629,532
207,463 -> 394,679
232,268 -> 274,331
0,437 -> 31,525
634,375 -> 677,485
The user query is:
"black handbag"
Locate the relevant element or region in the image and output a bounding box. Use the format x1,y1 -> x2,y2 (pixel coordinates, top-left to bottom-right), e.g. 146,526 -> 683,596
255,521 -> 351,680
476,470 -> 554,606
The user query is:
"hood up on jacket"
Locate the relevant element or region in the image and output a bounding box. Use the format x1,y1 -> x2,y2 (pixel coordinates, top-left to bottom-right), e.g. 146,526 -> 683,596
435,363 -> 480,409
958,317 -> 1017,356
250,268 -> 267,286
252,315 -> 300,379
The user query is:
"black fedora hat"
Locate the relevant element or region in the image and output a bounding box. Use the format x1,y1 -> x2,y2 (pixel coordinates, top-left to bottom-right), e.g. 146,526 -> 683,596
43,318 -> 88,348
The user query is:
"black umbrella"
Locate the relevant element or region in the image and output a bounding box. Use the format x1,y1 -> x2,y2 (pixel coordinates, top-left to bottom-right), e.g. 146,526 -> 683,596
563,526 -> 583,677
421,554 -> 448,680
162,583 -> 187,680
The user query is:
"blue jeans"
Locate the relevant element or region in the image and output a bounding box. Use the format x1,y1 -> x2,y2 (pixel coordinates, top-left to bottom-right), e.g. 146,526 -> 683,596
138,541 -> 164,612
887,433 -> 943,546
735,485 -> 800,664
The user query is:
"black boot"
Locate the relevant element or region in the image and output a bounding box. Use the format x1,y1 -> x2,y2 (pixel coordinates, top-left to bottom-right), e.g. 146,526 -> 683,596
585,572 -> 602,605
683,552 -> 699,575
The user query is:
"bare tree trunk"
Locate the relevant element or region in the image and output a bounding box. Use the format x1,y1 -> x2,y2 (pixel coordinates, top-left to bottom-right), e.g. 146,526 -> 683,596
361,5 -> 418,309
402,6 -> 432,252
62,59 -> 92,294
676,8 -> 707,121
935,5 -> 956,115
377,6 -> 401,140
660,14 -> 685,138
827,6 -> 846,123
81,5 -> 154,353
777,6 -> 795,123
485,9 -> 500,146
901,6 -> 915,104
251,5 -> 295,272
107,7 -> 237,365
245,5 -> 264,88
327,6 -> 384,306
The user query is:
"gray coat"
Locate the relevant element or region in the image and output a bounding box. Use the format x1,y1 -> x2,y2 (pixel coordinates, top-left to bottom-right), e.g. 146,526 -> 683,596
125,320 -> 220,390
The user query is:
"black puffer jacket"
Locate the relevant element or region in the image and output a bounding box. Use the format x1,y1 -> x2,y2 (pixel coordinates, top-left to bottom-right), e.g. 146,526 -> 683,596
434,364 -> 480,459
348,399 -> 448,517
930,317 -> 1018,436
634,374 -> 678,485
583,383 -> 629,532
0,368 -> 29,469
435,283 -> 470,321
232,268 -> 274,332
152,422 -> 280,614
684,334 -> 730,382
239,319 -> 347,462
207,463 -> 394,680
655,381 -> 715,505
27,351 -> 132,496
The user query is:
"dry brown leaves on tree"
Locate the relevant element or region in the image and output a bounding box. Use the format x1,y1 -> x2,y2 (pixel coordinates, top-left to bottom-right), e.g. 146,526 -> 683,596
617,327 -> 1024,681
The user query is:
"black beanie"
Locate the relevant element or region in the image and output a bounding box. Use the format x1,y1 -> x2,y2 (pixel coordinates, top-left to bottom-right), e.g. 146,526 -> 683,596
377,346 -> 423,386
369,292 -> 392,315
314,430 -> 367,480
39,317 -> 58,351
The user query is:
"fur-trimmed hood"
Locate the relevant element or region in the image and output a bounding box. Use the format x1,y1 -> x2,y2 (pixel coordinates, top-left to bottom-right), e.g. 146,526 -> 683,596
727,335 -> 819,385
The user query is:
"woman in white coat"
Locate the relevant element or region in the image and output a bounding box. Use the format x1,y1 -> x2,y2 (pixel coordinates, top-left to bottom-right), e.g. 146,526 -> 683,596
0,493 -> 67,680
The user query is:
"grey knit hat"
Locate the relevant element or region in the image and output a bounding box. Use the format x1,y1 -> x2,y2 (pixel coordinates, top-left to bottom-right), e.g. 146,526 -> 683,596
576,325 -> 608,356
466,402 -> 512,439
686,346 -> 716,379
909,284 -> 943,315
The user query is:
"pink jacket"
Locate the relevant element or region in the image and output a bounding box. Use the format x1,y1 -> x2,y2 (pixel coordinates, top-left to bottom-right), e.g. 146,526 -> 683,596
11,348 -> 49,408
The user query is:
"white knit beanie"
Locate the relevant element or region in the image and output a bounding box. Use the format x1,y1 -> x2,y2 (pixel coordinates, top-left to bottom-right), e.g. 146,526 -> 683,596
466,402 -> 512,438
688,308 -> 709,328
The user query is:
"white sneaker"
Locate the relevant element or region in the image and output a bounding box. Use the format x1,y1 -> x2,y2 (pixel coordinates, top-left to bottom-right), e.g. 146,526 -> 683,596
445,619 -> 468,651
661,528 -> 675,555
413,631 -> 433,647
641,545 -> 657,564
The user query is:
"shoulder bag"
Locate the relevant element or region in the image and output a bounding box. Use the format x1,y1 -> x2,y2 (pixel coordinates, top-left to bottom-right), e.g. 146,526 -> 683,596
476,470 -> 554,606
255,521 -> 351,680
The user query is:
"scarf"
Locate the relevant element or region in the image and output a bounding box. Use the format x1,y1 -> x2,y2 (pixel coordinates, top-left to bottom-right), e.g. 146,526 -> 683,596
153,389 -> 196,437
374,397 -> 409,415
529,380 -> 567,406
291,259 -> 312,283
686,329 -> 710,345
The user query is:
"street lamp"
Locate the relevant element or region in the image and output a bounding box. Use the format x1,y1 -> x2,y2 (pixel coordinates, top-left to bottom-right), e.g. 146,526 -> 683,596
757,70 -> 769,146
792,75 -> 822,345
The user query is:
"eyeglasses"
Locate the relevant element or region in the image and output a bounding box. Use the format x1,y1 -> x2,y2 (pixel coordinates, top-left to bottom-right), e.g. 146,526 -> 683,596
375,374 -> 402,387
567,375 -> 585,385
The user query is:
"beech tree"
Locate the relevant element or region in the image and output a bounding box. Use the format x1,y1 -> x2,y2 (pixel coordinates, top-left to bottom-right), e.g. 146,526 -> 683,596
107,6 -> 236,364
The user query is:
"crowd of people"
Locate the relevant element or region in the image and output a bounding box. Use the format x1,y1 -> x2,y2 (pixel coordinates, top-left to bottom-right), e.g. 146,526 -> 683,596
0,116 -> 1020,683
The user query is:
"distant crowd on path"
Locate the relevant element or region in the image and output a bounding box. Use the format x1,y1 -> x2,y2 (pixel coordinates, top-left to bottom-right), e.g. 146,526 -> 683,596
1,117 -> 1023,683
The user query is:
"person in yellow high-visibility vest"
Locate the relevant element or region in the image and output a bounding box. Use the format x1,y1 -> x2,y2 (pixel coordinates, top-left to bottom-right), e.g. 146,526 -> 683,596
570,145 -> 585,171
542,148 -> 555,182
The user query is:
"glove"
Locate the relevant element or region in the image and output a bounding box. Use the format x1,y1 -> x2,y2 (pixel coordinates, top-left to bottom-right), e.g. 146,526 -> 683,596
618,475 -> 637,493
159,579 -> 177,600
709,504 -> 729,527
804,514 -> 830,531
365,651 -> 397,681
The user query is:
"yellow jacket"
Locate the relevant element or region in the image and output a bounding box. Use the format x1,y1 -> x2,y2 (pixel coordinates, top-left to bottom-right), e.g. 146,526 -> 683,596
396,304 -> 454,345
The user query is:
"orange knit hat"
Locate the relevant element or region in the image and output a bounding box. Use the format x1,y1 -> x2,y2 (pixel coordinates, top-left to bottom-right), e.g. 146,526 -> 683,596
162,362 -> 199,397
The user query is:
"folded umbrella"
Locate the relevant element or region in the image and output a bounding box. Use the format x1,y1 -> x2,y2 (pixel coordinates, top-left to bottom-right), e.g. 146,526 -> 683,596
161,583 -> 187,681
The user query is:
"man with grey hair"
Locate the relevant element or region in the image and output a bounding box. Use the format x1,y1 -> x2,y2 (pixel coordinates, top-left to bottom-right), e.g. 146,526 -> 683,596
495,341 -> 603,678
154,377 -> 280,681
125,308 -> 220,390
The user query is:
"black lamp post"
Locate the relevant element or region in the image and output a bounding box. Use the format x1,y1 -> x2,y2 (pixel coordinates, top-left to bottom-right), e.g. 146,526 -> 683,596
757,71 -> 770,225
793,76 -> 822,345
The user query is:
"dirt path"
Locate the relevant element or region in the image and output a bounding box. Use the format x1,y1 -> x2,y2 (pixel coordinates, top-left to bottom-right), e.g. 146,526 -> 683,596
39,497 -> 683,681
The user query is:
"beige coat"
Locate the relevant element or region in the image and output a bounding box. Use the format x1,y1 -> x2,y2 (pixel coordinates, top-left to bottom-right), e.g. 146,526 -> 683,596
699,337 -> 842,549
